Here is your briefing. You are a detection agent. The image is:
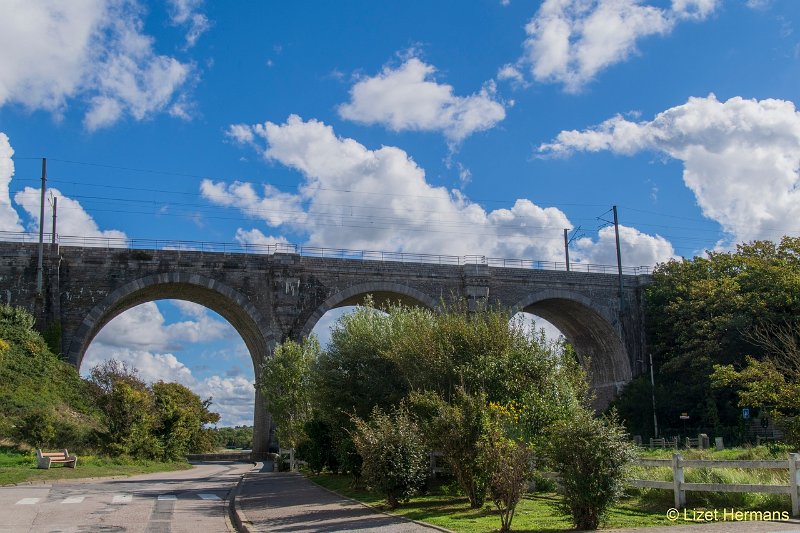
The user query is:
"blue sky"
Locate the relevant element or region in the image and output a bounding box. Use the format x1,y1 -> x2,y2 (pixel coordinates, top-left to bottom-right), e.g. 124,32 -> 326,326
1,0 -> 799,425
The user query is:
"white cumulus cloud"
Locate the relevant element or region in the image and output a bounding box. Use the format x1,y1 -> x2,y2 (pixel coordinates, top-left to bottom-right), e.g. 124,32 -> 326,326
234,228 -> 289,247
338,58 -> 507,143
0,0 -> 197,130
539,94 -> 800,246
211,115 -> 674,267
0,134 -> 25,233
574,224 -> 676,266
518,0 -> 718,92
14,187 -> 128,244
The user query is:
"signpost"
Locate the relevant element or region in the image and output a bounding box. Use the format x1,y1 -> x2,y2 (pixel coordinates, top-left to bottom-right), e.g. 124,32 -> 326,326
680,412 -> 689,438
742,408 -> 750,420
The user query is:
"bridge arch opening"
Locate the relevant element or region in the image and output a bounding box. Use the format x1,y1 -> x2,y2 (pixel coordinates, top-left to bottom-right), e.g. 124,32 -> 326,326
82,300 -> 255,428
299,282 -> 438,340
513,290 -> 632,409
67,273 -> 274,454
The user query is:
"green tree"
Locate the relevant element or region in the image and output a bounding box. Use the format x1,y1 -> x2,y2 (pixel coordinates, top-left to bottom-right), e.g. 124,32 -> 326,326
712,355 -> 800,448
259,337 -> 319,450
213,426 -> 253,449
88,360 -> 162,459
152,381 -> 220,459
618,237 -> 800,434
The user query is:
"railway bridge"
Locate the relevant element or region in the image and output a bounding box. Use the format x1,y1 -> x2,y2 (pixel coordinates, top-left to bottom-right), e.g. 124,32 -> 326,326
0,238 -> 652,455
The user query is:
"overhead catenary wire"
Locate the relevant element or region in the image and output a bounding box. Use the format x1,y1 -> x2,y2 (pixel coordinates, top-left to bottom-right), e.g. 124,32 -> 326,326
12,156 -> 796,251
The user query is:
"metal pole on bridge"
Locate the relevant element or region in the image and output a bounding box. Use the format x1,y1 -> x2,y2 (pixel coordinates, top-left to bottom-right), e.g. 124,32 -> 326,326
613,205 -> 623,306
36,158 -> 46,296
50,196 -> 57,245
563,228 -> 570,272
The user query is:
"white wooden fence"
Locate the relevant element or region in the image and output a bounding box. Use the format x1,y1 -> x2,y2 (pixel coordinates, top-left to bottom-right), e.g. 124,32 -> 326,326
629,453 -> 800,516
278,448 -> 308,472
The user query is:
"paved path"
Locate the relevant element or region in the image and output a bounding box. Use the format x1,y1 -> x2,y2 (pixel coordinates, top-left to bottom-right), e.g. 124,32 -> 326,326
0,461 -> 252,533
235,471 -> 441,532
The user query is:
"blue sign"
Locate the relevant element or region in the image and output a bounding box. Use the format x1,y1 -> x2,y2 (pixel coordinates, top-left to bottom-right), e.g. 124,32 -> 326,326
742,408 -> 750,419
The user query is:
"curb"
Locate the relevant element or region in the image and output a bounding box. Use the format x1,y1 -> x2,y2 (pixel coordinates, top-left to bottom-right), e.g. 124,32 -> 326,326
307,474 -> 455,533
229,462 -> 261,533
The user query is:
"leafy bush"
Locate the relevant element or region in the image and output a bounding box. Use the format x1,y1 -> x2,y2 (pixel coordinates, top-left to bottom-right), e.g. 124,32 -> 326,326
410,388 -> 489,508
16,410 -> 56,448
480,418 -> 533,532
212,425 -> 253,449
547,409 -> 636,530
297,417 -> 337,473
152,381 -> 219,460
89,360 -> 219,460
351,405 -> 427,509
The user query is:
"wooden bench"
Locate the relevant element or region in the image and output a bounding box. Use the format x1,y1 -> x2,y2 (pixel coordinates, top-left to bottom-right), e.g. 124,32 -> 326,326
36,449 -> 77,469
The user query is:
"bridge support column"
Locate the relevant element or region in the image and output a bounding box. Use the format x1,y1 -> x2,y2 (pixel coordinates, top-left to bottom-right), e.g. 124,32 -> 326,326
252,386 -> 275,458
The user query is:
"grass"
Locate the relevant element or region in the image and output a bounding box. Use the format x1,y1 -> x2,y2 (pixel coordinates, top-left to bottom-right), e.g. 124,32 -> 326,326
0,446 -> 193,486
630,445 -> 794,512
307,446 -> 798,532
637,444 -> 793,460
309,473 -> 678,532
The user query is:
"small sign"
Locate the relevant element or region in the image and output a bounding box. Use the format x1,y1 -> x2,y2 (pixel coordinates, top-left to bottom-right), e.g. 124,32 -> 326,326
742,408 -> 750,419
679,412 -> 690,420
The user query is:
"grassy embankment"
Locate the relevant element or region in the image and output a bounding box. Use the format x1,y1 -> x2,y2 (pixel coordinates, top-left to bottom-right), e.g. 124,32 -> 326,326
309,445 -> 796,532
0,444 -> 192,486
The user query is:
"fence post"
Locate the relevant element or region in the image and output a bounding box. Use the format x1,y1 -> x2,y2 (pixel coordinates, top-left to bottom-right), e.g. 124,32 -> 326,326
672,453 -> 685,508
790,453 -> 799,517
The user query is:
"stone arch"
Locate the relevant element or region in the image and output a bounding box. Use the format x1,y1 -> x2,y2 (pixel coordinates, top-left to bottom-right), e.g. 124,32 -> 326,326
65,272 -> 275,455
300,281 -> 439,339
512,289 -> 631,409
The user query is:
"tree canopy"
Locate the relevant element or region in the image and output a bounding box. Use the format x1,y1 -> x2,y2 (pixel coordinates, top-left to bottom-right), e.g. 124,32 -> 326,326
615,236 -> 800,435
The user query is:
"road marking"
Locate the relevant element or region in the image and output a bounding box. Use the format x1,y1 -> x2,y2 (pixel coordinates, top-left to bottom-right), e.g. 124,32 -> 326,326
61,496 -> 85,504
112,494 -> 132,504
157,494 -> 177,501
15,498 -> 39,505
198,493 -> 221,501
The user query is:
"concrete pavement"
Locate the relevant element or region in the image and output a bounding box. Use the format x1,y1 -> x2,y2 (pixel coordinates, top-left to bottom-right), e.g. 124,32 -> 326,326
0,461 -> 252,532
232,469 -> 444,532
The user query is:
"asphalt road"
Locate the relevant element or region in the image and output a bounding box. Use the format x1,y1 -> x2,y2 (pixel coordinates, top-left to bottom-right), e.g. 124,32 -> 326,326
0,461 -> 253,533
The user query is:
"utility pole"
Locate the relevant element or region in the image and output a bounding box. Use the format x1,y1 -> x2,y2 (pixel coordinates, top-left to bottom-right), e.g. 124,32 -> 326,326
612,205 -> 623,305
563,226 -> 584,272
650,352 -> 659,438
50,195 -> 58,244
36,158 -> 46,295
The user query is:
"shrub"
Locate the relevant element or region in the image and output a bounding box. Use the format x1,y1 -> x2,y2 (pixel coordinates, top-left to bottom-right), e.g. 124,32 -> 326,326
480,420 -> 533,532
410,388 -> 489,508
547,409 -> 636,530
16,410 -> 56,448
351,405 -> 427,509
297,417 -> 338,473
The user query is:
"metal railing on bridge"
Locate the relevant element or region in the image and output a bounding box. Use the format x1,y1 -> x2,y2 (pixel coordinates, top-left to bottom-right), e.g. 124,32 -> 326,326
0,231 -> 653,275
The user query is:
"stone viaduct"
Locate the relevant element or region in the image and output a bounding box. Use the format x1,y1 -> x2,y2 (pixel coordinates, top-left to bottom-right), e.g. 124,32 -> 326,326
0,241 -> 652,456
